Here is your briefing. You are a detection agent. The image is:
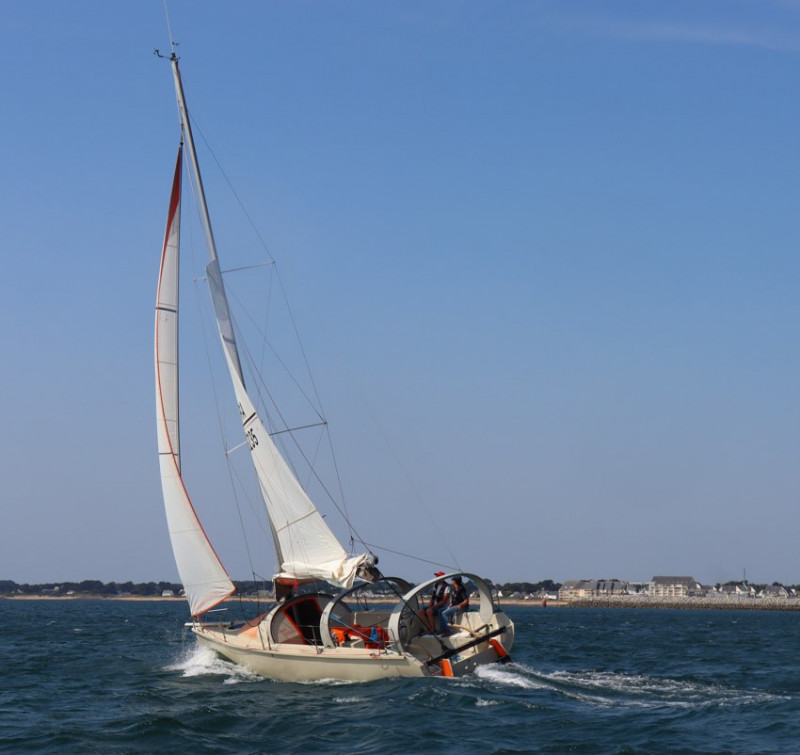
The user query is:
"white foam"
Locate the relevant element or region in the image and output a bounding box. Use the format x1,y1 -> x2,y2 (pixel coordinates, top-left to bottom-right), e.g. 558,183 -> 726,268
295,677 -> 359,686
467,661 -> 785,710
165,645 -> 259,684
474,663 -> 547,690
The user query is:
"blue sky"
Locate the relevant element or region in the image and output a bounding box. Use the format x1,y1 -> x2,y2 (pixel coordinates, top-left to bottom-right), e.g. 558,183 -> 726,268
2,1 -> 798,587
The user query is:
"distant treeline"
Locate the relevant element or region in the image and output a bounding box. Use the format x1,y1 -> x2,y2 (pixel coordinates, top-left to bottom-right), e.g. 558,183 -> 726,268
491,579 -> 561,594
0,578 -> 561,597
0,579 -> 272,597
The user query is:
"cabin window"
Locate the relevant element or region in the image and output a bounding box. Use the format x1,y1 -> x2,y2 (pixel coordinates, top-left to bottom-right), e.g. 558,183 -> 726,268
272,597 -> 323,645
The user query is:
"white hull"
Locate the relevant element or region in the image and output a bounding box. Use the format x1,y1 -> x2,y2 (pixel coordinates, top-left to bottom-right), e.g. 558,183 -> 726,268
189,574 -> 514,682
193,607 -> 514,682
195,629 -> 428,681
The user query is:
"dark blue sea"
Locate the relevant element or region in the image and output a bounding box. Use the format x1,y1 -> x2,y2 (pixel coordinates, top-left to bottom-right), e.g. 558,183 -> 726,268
1,600 -> 797,753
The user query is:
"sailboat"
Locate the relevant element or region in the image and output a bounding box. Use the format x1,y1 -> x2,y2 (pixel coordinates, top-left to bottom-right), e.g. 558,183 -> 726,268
154,50 -> 514,681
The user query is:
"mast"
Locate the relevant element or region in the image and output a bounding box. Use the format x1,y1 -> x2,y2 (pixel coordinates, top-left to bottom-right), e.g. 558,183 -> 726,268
162,52 -> 372,589
168,52 -> 246,386
169,53 -> 218,264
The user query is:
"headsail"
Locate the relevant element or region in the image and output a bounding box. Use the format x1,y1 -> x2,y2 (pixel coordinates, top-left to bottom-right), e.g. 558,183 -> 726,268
155,146 -> 235,616
205,262 -> 369,587
168,54 -> 370,589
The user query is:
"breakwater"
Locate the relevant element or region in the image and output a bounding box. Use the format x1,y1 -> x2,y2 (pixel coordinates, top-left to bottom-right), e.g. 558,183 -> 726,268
564,595 -> 800,611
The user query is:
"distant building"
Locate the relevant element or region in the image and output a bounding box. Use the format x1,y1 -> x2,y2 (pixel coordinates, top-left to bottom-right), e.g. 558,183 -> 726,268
559,579 -> 629,600
651,576 -> 702,598
718,582 -> 755,598
558,580 -> 583,600
759,584 -> 790,599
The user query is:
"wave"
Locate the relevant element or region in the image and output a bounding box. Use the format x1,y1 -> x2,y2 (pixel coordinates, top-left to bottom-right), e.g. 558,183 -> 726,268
164,645 -> 368,687
473,662 -> 787,709
165,645 -> 260,684
333,695 -> 369,704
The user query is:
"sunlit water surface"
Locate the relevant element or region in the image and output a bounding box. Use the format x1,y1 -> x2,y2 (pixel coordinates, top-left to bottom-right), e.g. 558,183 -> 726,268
1,600 -> 797,753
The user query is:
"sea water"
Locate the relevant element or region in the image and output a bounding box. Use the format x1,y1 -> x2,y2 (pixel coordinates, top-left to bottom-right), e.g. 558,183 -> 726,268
1,599 -> 798,753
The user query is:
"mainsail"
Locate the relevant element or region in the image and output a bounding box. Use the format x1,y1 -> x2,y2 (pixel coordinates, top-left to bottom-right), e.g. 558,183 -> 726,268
155,146 -> 235,616
164,54 -> 369,590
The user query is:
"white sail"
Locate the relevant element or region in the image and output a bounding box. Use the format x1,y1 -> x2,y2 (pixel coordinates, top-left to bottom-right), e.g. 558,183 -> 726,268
168,54 -> 370,589
151,53 -> 514,681
155,146 -> 235,616
207,261 -> 368,587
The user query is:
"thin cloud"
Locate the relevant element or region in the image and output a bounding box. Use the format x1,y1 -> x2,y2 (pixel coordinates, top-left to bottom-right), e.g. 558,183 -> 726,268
544,13 -> 800,53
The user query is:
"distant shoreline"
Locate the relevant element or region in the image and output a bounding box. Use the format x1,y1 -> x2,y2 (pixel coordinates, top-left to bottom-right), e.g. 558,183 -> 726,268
2,595 -> 187,601
536,597 -> 800,611
4,595 -> 800,611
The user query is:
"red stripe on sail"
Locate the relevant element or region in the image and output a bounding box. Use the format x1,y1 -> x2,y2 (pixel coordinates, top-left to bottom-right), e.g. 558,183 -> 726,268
156,145 -> 183,301
154,143 -> 235,616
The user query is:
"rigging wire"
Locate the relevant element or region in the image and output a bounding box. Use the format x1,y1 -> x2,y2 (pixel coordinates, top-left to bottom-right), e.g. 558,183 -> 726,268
185,116 -> 350,523
186,114 -> 276,260
362,542 -> 458,572
183,150 -> 266,584
225,282 -> 325,426
224,280 -> 344,510
301,313 -> 464,572
229,306 -> 359,536
198,139 -> 359,549
161,0 -> 176,55
270,264 -> 353,530
181,93 -> 459,574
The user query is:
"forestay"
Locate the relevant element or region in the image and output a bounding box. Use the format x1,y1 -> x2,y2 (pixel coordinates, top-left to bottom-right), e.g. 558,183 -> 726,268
170,55 -> 369,589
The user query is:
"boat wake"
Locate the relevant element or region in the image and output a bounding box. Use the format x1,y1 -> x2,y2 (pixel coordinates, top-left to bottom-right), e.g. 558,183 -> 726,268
166,645 -> 260,684
473,662 -> 785,708
165,646 -> 363,686
295,678 -> 360,687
